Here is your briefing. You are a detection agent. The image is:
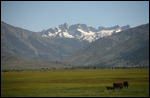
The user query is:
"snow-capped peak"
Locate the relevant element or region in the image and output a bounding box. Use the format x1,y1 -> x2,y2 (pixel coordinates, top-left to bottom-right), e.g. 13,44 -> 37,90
41,23 -> 130,42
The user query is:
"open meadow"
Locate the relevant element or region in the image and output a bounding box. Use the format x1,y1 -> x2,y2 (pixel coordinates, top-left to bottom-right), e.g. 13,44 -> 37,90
1,69 -> 149,97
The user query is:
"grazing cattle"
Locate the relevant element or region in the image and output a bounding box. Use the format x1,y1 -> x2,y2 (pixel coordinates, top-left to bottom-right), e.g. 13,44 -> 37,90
106,87 -> 114,90
113,82 -> 119,88
113,82 -> 124,89
124,81 -> 129,88
118,82 -> 123,89
109,81 -> 129,90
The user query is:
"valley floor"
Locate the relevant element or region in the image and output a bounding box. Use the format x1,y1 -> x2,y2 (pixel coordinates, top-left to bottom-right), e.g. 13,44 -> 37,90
1,69 -> 149,97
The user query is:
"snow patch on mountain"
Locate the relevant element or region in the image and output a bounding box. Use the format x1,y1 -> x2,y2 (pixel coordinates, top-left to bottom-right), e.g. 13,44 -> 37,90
63,31 -> 74,38
41,23 -> 130,42
97,30 -> 114,37
115,29 -> 121,33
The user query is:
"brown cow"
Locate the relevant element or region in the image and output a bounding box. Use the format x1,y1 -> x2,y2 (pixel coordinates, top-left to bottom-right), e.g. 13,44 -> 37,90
113,81 -> 124,89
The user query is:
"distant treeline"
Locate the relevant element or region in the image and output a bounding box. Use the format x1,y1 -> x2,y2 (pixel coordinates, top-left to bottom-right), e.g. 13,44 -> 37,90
71,65 -> 149,69
1,66 -> 149,72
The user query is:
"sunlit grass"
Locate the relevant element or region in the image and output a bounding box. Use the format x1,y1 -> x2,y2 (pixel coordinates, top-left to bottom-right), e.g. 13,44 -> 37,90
1,69 -> 149,97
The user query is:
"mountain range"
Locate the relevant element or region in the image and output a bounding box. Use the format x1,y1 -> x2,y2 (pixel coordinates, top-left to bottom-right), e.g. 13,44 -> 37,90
1,21 -> 149,70
1,21 -> 88,61
1,21 -> 129,61
40,23 -> 130,42
67,23 -> 149,68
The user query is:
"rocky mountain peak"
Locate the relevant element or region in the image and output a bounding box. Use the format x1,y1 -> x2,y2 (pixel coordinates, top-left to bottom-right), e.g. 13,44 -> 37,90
63,22 -> 69,29
41,23 -> 130,42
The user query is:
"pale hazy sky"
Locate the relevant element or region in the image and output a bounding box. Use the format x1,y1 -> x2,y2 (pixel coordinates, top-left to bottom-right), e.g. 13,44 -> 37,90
1,1 -> 149,32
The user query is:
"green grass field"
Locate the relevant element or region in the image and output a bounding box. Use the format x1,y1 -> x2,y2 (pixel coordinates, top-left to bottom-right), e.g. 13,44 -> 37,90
1,69 -> 149,97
